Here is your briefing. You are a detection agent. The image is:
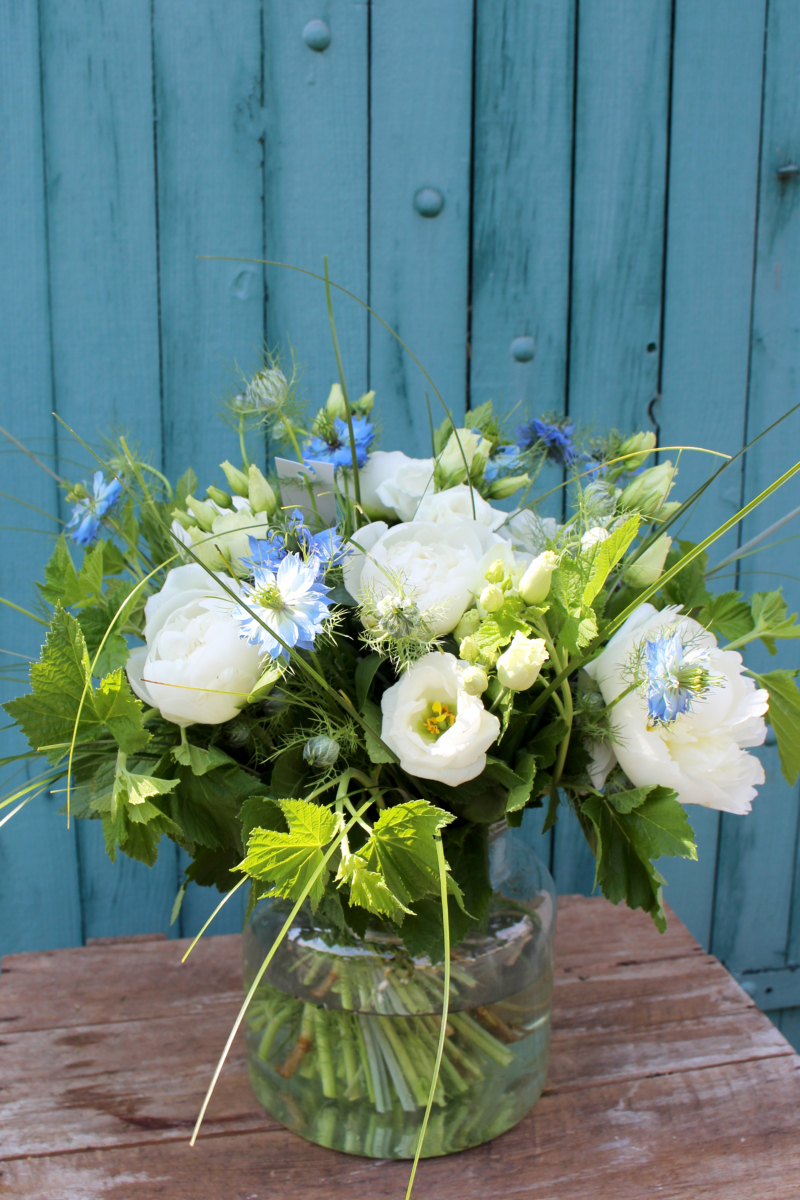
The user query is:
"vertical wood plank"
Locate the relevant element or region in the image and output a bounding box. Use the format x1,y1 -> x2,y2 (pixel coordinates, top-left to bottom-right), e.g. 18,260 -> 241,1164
39,0 -> 178,941
712,0 -> 800,972
369,0 -> 474,456
263,0 -> 368,423
470,0 -> 575,429
778,1008 -> 800,1054
154,0 -> 266,489
0,0 -> 82,956
655,0 -> 767,951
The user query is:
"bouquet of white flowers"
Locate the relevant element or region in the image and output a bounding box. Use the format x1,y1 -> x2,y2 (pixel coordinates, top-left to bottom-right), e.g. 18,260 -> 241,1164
3,271 -> 800,1177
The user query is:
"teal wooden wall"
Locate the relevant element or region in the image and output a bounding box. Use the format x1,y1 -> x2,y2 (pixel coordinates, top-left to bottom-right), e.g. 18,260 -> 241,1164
2,1 -> 799,1043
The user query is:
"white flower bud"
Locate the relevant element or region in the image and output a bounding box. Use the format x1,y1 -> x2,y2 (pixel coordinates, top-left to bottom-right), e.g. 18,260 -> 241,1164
206,485 -> 232,509
496,632 -> 549,692
248,464 -> 277,516
459,635 -> 480,664
480,584 -> 504,613
461,665 -> 489,695
619,461 -> 677,517
623,533 -> 672,588
453,608 -> 481,641
325,383 -> 347,420
484,559 -> 506,585
581,526 -> 611,552
485,473 -> 531,500
185,494 -> 218,532
519,551 -> 559,604
220,460 -> 249,496
437,428 -> 492,486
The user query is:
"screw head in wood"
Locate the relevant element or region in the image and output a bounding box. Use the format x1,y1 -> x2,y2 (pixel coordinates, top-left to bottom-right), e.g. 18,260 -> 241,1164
413,188 -> 445,218
776,163 -> 799,181
303,19 -> 331,51
510,336 -> 535,363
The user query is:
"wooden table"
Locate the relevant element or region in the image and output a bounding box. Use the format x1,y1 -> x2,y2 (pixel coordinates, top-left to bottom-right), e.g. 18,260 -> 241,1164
2,896 -> 799,1199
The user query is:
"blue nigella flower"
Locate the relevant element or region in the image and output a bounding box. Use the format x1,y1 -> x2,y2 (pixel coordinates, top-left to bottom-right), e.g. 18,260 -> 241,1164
233,552 -> 333,660
244,510 -> 347,580
644,631 -> 713,726
304,416 -> 374,470
484,445 -> 524,482
65,471 -> 123,547
517,418 -> 576,467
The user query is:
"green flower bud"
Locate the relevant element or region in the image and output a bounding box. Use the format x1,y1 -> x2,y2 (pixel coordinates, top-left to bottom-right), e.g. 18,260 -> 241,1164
618,430 -> 656,472
619,461 -> 677,517
248,464 -> 277,516
480,584 -> 504,613
453,609 -> 481,641
206,485 -> 232,509
459,635 -> 480,664
171,507 -> 198,531
437,428 -> 492,487
623,533 -> 672,588
520,552 -> 558,605
484,559 -> 506,585
220,460 -> 249,496
486,473 -> 531,500
185,494 -> 217,532
247,367 -> 288,411
325,383 -> 347,420
353,389 -> 375,415
461,665 -> 489,696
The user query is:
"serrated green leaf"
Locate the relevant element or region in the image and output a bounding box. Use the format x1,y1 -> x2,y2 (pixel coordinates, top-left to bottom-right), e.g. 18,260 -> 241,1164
360,800 -> 457,908
506,752 -> 537,813
239,795 -> 287,846
77,608 -> 130,679
337,852 -> 411,922
184,844 -> 241,892
749,591 -> 800,655
473,599 -> 530,657
171,739 -> 235,776
753,668 -> 800,785
660,539 -> 712,610
167,765 -> 264,850
239,798 -> 341,909
36,535 -> 82,607
604,785 -> 656,813
94,669 -> 152,754
698,591 -> 754,642
361,698 -> 394,764
529,718 -> 569,770
77,542 -> 105,603
583,516 -> 640,605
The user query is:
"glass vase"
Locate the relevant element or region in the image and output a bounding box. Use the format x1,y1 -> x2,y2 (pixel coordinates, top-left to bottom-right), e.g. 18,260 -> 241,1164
242,822 -> 556,1159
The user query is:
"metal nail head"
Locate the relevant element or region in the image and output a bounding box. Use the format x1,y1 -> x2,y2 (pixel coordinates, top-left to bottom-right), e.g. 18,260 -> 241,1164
510,336 -> 535,363
413,188 -> 445,218
303,19 -> 331,51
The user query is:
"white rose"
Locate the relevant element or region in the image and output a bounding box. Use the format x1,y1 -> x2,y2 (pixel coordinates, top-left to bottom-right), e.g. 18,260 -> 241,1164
344,519 -> 503,635
414,484 -> 507,531
496,632 -> 549,691
126,564 -> 261,727
380,652 -> 500,785
586,604 -> 769,814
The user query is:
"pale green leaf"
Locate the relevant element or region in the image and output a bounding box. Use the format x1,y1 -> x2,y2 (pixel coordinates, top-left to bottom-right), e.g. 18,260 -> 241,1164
506,752 -> 537,814
583,516 -> 640,606
753,668 -> 800,785
94,669 -> 151,754
36,535 -> 82,607
749,590 -> 800,655
360,800 -> 456,908
238,798 -> 340,909
337,852 -> 411,922
698,591 -> 754,642
171,740 -> 235,776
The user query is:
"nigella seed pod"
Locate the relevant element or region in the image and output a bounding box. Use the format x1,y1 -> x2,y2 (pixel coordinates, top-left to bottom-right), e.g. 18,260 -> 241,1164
225,717 -> 253,747
303,736 -> 340,768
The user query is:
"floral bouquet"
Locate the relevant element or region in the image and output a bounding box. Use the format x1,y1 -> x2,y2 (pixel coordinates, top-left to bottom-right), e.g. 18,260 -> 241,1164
3,273 -> 800,1177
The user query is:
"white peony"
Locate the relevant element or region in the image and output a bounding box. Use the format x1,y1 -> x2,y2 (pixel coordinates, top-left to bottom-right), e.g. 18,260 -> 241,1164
339,451 -> 435,522
414,484 -> 507,531
344,519 -> 504,635
380,652 -> 500,785
586,604 -> 769,814
126,564 -> 261,727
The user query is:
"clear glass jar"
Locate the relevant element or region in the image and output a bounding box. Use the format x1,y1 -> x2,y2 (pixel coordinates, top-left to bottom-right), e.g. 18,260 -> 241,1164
242,823 -> 556,1159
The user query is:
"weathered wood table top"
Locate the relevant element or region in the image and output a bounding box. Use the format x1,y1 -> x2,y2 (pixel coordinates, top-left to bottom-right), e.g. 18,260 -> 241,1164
2,895 -> 799,1199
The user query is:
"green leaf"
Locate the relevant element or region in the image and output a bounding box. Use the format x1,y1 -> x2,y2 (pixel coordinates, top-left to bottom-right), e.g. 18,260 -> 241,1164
749,591 -> 800,655
167,764 -> 265,850
77,542 -> 106,604
529,718 -> 569,770
93,757 -> 181,866
753,669 -> 800,785
36,535 -> 82,607
175,467 -> 198,510
559,607 -> 599,654
239,794 -> 287,846
171,739 -> 235,776
506,752 -> 537,813
337,853 -> 411,922
94,669 -> 152,754
355,653 -> 384,711
239,798 -> 341,909
660,540 -> 712,610
361,698 -> 394,764
484,755 -> 526,791
698,591 -> 754,643
473,601 -> 530,658
360,800 -> 457,908
184,845 -> 241,892
603,785 -> 657,814
4,604 -> 101,761
583,516 -> 640,605
76,608 -> 129,679
270,745 -> 309,798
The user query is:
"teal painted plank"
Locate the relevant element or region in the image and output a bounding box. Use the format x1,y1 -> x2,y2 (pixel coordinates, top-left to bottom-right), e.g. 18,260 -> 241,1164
711,0 -> 800,972
552,808 -> 596,896
470,0 -> 574,424
38,0 -> 179,943
263,0 -> 368,421
178,847 -> 245,940
567,0 -> 671,434
655,1 -> 767,951
0,0 -> 82,956
154,0 -> 266,489
369,0 -> 474,456
777,1008 -> 800,1054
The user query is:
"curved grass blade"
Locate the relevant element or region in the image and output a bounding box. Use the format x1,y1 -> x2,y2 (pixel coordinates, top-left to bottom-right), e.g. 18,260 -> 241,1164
181,875 -> 248,963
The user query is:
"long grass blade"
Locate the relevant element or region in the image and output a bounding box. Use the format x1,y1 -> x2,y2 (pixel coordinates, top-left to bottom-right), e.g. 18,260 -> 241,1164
181,875 -> 248,963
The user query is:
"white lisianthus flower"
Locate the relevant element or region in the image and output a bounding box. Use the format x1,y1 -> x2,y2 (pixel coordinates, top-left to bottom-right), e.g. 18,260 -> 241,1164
344,519 -> 504,635
414,484 -> 507,531
581,526 -> 611,552
183,496 -> 270,574
585,604 -> 769,814
496,632 -> 549,691
380,652 -> 500,785
126,564 -> 261,727
519,551 -> 559,604
437,428 -> 492,486
623,533 -> 672,588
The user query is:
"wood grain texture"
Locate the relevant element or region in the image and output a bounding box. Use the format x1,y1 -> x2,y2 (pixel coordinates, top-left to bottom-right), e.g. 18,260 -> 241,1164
0,0 -> 83,959
710,0 -> 800,976
369,0 -> 474,456
1,898 -> 798,1199
263,0 -> 369,418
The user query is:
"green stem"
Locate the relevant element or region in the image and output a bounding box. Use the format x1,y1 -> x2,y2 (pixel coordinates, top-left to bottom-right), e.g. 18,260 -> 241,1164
324,256 -> 362,524
238,416 -> 250,470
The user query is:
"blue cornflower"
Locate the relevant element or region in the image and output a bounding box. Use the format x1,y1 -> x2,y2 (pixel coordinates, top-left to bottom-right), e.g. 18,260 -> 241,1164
233,552 -> 333,660
304,416 -> 374,469
484,445 -> 524,482
517,419 -> 576,467
644,632 -> 713,726
65,471 -> 123,547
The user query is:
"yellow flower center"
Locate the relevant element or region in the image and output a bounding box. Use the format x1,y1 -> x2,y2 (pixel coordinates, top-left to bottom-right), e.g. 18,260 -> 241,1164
422,700 -> 457,738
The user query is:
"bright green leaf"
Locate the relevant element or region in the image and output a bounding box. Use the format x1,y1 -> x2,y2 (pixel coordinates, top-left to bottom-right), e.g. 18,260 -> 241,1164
583,516 -> 640,605
238,798 -> 340,909
698,591 -> 754,643
753,668 -> 800,785
171,739 -> 235,776
94,669 -> 152,754
36,535 -> 82,607
506,752 -> 537,813
360,800 -> 457,908
337,852 -> 411,922
749,591 -> 800,655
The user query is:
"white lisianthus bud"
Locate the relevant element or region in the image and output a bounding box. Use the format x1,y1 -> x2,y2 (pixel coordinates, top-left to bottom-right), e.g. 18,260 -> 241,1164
325,382 -> 347,420
206,485 -> 232,509
623,533 -> 673,588
484,559 -> 506,585
354,389 -> 375,415
185,494 -> 218,532
461,665 -> 489,696
453,608 -> 481,641
171,508 -> 198,531
496,632 -> 549,691
459,635 -> 480,664
519,551 -> 559,604
581,526 -> 611,552
480,584 -> 504,613
619,461 -> 677,517
485,473 -> 531,500
618,431 -> 656,472
248,464 -> 277,516
220,460 -> 250,496
437,428 -> 492,486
